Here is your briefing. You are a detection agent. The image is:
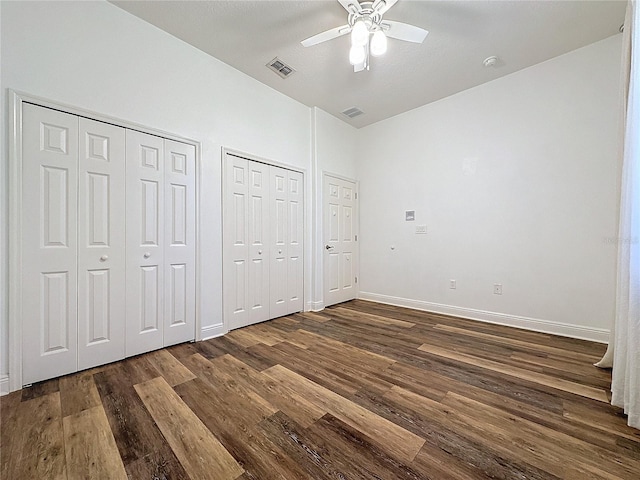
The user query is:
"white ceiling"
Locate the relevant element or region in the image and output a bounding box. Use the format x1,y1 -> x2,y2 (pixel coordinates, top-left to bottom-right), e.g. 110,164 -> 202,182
111,0 -> 625,128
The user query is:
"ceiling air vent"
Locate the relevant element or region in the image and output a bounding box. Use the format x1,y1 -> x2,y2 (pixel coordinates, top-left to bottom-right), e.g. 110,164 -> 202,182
341,107 -> 364,119
267,57 -> 295,79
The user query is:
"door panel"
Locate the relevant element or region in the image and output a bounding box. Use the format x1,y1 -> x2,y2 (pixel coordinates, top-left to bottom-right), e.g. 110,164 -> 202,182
286,170 -> 304,313
126,130 -> 164,356
77,118 -> 126,370
248,161 -> 270,324
224,156 -> 304,329
163,140 -> 196,346
22,104 -> 79,384
224,155 -> 249,329
269,166 -> 288,318
323,175 -> 358,307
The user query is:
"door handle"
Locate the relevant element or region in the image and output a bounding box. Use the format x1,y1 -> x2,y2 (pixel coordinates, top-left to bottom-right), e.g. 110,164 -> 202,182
143,252 -> 151,258
100,255 -> 109,262
258,250 -> 262,255
325,244 -> 334,250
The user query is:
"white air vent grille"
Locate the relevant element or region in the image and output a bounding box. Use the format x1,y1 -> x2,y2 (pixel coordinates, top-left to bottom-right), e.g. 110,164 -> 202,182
341,107 -> 364,118
267,58 -> 295,78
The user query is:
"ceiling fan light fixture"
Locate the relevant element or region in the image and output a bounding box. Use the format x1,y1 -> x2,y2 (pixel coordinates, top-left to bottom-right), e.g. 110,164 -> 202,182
370,30 -> 387,56
349,44 -> 366,65
351,19 -> 369,47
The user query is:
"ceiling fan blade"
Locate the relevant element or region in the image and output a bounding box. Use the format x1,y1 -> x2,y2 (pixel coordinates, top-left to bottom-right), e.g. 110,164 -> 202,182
381,20 -> 429,43
337,0 -> 362,15
372,0 -> 399,15
301,24 -> 351,47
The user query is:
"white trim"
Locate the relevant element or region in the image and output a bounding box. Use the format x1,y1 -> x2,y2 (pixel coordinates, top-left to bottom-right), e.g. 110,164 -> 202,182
200,325 -> 226,341
8,90 -> 203,391
322,171 -> 358,184
0,375 -> 9,396
358,291 -> 610,344
310,301 -> 325,312
223,147 -> 307,175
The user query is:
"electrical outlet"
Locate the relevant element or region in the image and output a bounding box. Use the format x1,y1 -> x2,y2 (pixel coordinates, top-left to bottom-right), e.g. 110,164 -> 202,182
415,225 -> 427,234
450,279 -> 456,289
493,284 -> 503,295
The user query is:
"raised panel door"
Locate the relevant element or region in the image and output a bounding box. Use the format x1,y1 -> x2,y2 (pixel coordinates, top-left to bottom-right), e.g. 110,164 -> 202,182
269,166 -> 288,319
223,154 -> 249,329
126,130 -> 164,356
22,103 -> 79,384
247,161 -> 270,324
77,118 -> 126,370
286,170 -> 304,315
163,139 -> 196,346
323,175 -> 358,307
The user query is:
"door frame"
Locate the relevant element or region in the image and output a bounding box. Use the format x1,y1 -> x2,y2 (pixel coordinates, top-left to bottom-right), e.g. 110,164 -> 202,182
221,147 -> 307,331
7,90 -> 202,392
321,171 -> 360,308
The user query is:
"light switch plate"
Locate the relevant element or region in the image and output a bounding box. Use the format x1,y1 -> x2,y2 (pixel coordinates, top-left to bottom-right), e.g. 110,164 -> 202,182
405,210 -> 415,221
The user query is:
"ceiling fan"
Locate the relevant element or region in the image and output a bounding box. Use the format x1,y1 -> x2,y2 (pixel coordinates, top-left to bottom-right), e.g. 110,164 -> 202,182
301,0 -> 429,72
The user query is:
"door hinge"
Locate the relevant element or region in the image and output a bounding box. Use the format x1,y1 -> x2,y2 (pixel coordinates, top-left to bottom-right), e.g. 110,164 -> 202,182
355,234 -> 358,241
355,192 -> 358,200
355,276 -> 358,284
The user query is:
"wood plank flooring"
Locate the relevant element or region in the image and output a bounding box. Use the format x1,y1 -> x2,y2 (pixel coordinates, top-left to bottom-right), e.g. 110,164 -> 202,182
2,300 -> 639,479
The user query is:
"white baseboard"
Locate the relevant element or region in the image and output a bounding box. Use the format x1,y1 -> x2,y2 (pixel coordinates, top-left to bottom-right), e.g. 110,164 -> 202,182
200,324 -> 226,341
309,301 -> 324,312
0,375 -> 9,396
357,292 -> 610,344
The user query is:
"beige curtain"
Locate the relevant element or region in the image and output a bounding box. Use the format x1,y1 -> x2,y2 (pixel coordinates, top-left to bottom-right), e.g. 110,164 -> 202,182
596,0 -> 640,430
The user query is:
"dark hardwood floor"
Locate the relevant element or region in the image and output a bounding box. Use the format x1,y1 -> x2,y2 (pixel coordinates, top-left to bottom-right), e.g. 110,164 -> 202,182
2,300 -> 639,479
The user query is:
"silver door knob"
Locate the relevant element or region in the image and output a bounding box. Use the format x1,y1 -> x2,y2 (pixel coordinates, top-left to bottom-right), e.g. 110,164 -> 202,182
258,250 -> 262,255
143,252 -> 151,258
325,244 -> 334,250
100,255 -> 108,262
278,249 -> 282,254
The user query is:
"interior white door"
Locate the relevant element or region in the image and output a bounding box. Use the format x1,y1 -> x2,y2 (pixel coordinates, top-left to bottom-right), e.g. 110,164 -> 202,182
22,103 -> 79,384
286,170 -> 304,314
247,161 -> 270,324
126,130 -> 165,356
77,118 -> 126,370
323,174 -> 358,307
269,166 -> 289,318
224,154 -> 249,329
163,139 -> 196,346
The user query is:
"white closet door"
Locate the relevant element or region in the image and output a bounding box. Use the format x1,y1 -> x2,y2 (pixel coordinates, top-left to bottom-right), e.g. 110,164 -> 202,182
247,161 -> 270,324
163,139 -> 196,346
22,104 -> 79,384
269,166 -> 289,318
224,154 -> 249,329
126,130 -> 165,356
286,170 -> 304,314
77,118 -> 126,370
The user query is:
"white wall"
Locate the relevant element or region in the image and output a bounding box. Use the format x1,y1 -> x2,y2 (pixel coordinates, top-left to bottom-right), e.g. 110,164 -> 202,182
356,35 -> 623,342
0,0 -> 319,387
311,107 -> 359,309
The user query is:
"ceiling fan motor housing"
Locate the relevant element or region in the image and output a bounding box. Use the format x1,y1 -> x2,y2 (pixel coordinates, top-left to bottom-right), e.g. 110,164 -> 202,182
348,2 -> 383,31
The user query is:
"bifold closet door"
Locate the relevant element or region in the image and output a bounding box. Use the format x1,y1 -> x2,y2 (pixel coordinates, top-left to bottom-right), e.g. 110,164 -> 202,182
163,139 -> 196,346
125,130 -> 165,356
269,166 -> 304,318
22,104 -> 79,384
224,156 -> 271,329
126,132 -> 196,355
77,118 -> 126,370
